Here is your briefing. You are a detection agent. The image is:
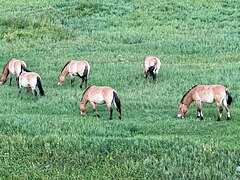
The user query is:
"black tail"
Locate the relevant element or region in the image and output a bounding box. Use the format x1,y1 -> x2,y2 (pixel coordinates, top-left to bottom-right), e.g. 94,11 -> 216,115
21,65 -> 31,73
226,90 -> 232,106
113,91 -> 121,119
148,66 -> 157,80
37,77 -> 44,96
83,65 -> 89,78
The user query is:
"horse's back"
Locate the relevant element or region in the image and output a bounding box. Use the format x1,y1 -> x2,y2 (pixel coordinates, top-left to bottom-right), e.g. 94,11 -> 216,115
87,86 -> 115,104
68,60 -> 90,76
192,85 -> 227,102
19,72 -> 40,84
8,58 -> 25,74
144,56 -> 161,72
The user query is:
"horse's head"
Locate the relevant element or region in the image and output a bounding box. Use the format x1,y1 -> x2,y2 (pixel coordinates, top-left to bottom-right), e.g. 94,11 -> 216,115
58,75 -> 65,85
178,103 -> 188,119
0,74 -> 7,85
80,102 -> 87,115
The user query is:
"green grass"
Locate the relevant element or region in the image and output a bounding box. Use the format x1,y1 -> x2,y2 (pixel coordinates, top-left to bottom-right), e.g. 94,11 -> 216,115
0,0 -> 240,179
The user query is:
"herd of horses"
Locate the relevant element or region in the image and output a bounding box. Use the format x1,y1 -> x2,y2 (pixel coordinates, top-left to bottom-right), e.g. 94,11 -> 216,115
0,56 -> 232,121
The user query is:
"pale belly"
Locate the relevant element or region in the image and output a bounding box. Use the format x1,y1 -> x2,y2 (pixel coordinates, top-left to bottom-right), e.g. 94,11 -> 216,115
197,93 -> 215,103
89,96 -> 105,104
20,78 -> 29,87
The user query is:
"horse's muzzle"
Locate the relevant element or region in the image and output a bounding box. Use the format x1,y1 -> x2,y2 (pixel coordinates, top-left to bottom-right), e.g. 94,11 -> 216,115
80,111 -> 85,115
177,114 -> 184,119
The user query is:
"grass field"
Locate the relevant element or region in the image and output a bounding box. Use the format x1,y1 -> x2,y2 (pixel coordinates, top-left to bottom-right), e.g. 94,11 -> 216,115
0,0 -> 240,179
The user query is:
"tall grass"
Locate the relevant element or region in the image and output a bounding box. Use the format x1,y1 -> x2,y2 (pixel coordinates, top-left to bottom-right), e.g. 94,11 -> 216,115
0,0 -> 240,179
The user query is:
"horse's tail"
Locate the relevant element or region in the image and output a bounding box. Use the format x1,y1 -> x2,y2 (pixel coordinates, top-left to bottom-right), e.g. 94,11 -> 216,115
83,64 -> 89,78
113,91 -> 121,119
21,64 -> 31,73
37,77 -> 45,96
226,90 -> 232,106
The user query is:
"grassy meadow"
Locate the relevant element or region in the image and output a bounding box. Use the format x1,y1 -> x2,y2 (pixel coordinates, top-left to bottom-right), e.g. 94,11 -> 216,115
0,0 -> 240,179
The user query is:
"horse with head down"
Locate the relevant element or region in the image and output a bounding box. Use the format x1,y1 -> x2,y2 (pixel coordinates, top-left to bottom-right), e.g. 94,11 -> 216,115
58,60 -> 90,89
178,85 -> 232,121
143,56 -> 161,81
0,58 -> 28,86
18,67 -> 44,97
80,85 -> 121,120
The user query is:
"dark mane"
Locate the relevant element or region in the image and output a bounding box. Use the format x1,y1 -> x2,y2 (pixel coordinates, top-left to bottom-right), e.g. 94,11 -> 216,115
2,61 -> 10,74
61,61 -> 71,73
81,85 -> 92,101
180,85 -> 198,103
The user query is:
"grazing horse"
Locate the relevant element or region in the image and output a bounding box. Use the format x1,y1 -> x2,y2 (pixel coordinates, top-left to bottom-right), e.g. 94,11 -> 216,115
18,71 -> 45,97
143,56 -> 161,81
80,85 -> 121,120
58,60 -> 90,89
178,85 -> 232,121
0,58 -> 28,86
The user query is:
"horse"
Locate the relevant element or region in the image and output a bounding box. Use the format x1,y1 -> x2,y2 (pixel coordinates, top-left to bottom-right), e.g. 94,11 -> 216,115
58,60 -> 90,89
18,70 -> 45,97
143,56 -> 161,81
79,85 -> 121,120
0,58 -> 28,86
177,85 -> 232,121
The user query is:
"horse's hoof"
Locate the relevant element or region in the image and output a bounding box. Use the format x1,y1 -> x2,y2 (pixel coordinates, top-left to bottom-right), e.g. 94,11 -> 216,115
227,117 -> 231,120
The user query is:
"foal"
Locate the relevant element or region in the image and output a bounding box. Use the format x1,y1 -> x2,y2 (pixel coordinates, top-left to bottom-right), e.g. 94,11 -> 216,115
58,60 -> 90,89
143,56 -> 161,81
0,58 -> 28,86
178,85 -> 232,121
80,86 -> 121,120
18,71 -> 45,97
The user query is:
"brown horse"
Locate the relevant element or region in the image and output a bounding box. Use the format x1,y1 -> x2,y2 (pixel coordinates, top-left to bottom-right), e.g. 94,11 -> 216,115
18,71 -> 45,97
58,60 -> 90,89
0,58 -> 28,86
80,85 -> 121,120
143,56 -> 161,81
178,85 -> 232,121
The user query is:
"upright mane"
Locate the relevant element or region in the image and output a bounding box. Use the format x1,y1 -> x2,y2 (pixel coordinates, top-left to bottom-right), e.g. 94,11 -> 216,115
61,61 -> 71,73
81,85 -> 92,101
180,85 -> 198,103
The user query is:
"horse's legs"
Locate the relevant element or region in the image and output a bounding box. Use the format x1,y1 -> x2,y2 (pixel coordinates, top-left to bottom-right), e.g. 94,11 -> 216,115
9,74 -> 12,86
16,77 -> 19,87
33,89 -> 37,97
216,101 -> 223,121
90,102 -> 100,118
79,77 -> 84,89
18,87 -> 22,96
196,100 -> 203,119
70,78 -> 75,87
106,102 -> 113,120
84,77 -> 88,87
70,74 -> 75,87
109,107 -> 113,120
152,73 -> 157,81
223,99 -> 231,120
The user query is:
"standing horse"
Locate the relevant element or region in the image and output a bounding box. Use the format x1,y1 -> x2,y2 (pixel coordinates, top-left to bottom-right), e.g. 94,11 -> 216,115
0,58 -> 28,86
80,85 -> 121,120
178,85 -> 232,121
143,56 -> 161,81
18,71 -> 45,97
58,60 -> 90,89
